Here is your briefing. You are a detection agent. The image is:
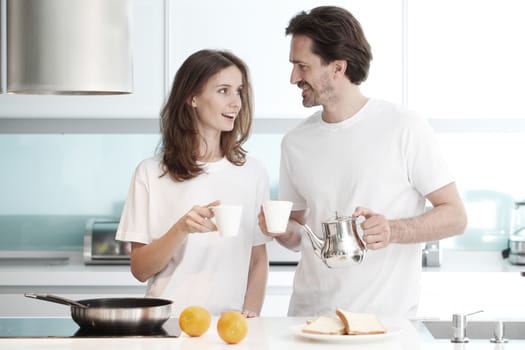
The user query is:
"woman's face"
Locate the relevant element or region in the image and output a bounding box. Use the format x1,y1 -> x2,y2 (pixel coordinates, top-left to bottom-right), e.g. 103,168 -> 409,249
192,65 -> 243,135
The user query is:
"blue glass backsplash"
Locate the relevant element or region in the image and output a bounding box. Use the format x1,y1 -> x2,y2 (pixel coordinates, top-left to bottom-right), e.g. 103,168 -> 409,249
0,134 -> 281,250
1,132 -> 523,252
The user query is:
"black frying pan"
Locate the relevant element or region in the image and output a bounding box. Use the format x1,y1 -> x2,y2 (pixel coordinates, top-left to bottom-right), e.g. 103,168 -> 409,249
25,293 -> 172,332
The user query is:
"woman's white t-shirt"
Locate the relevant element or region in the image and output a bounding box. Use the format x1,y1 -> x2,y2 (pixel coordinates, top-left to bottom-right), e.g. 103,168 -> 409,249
116,155 -> 270,316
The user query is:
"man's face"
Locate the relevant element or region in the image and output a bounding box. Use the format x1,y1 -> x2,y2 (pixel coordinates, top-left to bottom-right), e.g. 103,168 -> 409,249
289,35 -> 335,108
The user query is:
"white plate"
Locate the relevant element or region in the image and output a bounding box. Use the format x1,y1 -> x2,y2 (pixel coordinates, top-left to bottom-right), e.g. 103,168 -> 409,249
289,324 -> 403,343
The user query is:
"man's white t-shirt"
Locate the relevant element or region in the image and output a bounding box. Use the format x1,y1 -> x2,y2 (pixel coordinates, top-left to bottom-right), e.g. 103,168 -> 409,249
279,98 -> 453,318
116,155 -> 270,316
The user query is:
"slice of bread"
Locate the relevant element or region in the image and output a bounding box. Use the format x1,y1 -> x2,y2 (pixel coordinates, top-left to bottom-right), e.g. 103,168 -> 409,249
302,315 -> 346,335
336,308 -> 387,335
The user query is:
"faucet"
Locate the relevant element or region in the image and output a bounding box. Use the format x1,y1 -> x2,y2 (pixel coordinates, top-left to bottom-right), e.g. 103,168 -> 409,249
451,310 -> 483,343
490,321 -> 508,344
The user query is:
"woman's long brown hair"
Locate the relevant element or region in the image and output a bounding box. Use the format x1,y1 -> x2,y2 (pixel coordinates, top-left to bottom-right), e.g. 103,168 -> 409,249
159,50 -> 253,181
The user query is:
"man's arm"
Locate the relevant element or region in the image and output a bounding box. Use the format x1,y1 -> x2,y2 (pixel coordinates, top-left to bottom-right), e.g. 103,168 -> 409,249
355,182 -> 467,249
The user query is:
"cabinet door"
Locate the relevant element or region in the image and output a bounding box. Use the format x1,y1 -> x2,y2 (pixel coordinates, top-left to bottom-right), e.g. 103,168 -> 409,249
0,0 -> 166,119
260,294 -> 291,317
1,287 -> 146,317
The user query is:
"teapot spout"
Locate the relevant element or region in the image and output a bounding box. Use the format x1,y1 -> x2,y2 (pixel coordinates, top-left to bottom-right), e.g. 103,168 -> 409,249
302,224 -> 324,257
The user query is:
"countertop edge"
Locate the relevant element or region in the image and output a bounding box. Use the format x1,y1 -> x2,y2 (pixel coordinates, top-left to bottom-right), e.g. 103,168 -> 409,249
1,251 -> 523,288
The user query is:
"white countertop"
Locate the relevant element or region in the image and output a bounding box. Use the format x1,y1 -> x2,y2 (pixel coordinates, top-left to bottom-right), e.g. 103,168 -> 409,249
423,250 -> 525,273
2,250 -> 524,319
0,317 -> 523,350
0,251 -> 142,287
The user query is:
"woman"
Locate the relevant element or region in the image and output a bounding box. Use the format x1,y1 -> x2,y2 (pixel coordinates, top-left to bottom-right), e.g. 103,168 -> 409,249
116,50 -> 270,317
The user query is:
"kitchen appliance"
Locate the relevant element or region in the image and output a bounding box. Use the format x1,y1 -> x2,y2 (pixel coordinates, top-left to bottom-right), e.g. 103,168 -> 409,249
84,219 -> 130,265
24,293 -> 172,332
422,240 -> 441,267
7,0 -> 132,95
84,218 -> 300,266
504,201 -> 525,265
0,317 -> 180,338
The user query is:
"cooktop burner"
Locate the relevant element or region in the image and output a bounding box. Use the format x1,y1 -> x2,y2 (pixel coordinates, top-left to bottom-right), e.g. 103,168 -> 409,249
0,317 -> 181,338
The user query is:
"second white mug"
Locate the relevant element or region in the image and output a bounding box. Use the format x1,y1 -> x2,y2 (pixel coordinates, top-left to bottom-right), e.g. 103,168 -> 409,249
263,200 -> 293,234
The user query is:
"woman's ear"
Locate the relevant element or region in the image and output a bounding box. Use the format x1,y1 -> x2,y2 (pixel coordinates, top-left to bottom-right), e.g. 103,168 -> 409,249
188,97 -> 197,108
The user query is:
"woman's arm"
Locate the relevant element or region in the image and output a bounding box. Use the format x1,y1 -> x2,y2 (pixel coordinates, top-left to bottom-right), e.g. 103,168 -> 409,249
242,244 -> 268,317
130,227 -> 187,282
130,202 -> 219,282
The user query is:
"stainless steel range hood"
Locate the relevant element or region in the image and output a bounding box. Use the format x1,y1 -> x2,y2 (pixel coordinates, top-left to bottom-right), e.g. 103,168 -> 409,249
6,0 -> 132,95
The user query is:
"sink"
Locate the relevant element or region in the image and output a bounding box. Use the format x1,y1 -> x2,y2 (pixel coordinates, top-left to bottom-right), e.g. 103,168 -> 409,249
422,320 -> 525,340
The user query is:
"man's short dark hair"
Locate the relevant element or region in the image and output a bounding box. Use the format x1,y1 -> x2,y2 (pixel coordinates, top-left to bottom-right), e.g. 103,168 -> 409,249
286,6 -> 373,85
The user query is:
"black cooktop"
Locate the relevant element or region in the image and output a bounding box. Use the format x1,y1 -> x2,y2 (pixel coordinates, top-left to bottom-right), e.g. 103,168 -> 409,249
0,317 -> 181,338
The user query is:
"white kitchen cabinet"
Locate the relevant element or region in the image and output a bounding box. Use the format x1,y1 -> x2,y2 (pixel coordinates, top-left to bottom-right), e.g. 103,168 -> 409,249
262,271 -> 525,319
2,251 -> 523,318
418,272 -> 525,319
260,294 -> 291,317
0,0 -> 167,119
4,286 -> 290,317
0,252 -> 147,317
169,0 -> 403,120
0,287 -> 147,317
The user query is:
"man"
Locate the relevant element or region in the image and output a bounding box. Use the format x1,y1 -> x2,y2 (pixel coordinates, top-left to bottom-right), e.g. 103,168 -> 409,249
259,6 -> 467,318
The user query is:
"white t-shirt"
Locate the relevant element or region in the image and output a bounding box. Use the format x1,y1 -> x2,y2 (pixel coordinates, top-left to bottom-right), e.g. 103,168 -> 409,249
280,98 -> 453,318
116,155 -> 271,316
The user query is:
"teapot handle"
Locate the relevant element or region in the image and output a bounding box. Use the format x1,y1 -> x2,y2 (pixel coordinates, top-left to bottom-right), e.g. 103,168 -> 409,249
353,216 -> 367,250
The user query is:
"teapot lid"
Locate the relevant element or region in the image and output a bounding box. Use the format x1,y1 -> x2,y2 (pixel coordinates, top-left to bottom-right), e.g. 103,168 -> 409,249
323,212 -> 353,224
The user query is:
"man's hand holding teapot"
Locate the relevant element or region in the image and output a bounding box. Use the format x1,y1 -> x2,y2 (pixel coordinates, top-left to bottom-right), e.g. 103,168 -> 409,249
353,207 -> 392,250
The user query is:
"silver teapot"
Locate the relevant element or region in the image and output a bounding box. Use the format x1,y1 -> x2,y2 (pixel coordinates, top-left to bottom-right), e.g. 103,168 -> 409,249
303,212 -> 367,268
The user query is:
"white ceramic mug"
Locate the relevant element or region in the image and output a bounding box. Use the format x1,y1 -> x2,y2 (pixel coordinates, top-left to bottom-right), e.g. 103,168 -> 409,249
263,200 -> 293,234
211,205 -> 243,237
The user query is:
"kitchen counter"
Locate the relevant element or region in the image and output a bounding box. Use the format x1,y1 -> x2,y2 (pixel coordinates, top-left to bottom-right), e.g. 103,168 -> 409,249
1,250 -> 523,288
0,251 -> 141,287
423,250 -> 525,273
1,250 -> 524,319
0,317 -> 524,350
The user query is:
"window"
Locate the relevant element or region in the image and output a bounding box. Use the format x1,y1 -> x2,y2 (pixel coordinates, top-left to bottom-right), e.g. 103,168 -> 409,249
407,0 -> 525,120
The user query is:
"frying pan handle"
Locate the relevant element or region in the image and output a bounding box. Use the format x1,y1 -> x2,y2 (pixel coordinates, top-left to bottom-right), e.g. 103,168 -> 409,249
24,293 -> 88,308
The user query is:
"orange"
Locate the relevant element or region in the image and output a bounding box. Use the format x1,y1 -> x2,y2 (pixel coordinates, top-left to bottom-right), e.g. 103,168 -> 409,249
217,311 -> 248,344
178,306 -> 211,337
